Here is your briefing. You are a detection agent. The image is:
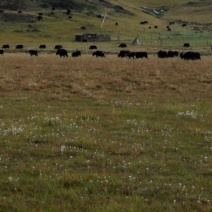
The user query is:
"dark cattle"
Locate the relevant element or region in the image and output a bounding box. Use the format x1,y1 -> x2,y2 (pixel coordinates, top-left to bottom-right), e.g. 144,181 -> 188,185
167,26 -> 171,31
183,43 -> 190,48
97,14 -> 103,18
168,51 -> 178,58
119,43 -> 127,48
180,51 -> 201,60
92,51 -> 105,57
16,45 -> 24,49
37,15 -> 43,21
169,21 -> 175,25
157,50 -> 168,58
81,26 -> 86,30
173,51 -> 179,57
54,45 -> 63,50
17,11 -> 22,14
115,22 -> 118,26
154,25 -> 158,28
0,50 -> 4,55
140,21 -> 148,24
182,23 -> 187,27
149,26 -> 151,29
126,52 -> 136,59
118,50 -> 130,58
89,45 -> 97,50
72,50 -> 81,57
66,9 -> 71,15
27,50 -> 38,56
68,16 -> 72,19
135,52 -> 148,59
56,49 -> 68,57
2,44 -> 10,49
39,45 -> 46,49
38,13 -> 43,16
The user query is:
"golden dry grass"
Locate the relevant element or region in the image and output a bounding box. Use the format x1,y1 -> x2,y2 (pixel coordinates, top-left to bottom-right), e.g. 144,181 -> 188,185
0,53 -> 211,102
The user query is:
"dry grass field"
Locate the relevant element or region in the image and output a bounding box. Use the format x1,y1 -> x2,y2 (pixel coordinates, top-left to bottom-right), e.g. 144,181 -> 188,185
0,53 -> 211,101
0,54 -> 211,211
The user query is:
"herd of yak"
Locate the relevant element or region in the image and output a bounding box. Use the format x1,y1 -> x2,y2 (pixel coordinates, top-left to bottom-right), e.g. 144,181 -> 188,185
0,44 -> 201,60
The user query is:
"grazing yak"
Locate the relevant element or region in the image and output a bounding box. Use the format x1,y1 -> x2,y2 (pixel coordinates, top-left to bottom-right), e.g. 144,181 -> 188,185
168,51 -> 179,57
16,45 -> 24,49
140,21 -> 148,24
183,43 -> 190,48
54,45 -> 63,50
27,50 -> 38,56
119,43 -> 127,48
158,50 -> 178,58
37,15 -> 43,21
89,45 -> 97,50
135,52 -> 148,59
2,44 -> 9,49
39,44 -> 46,49
66,9 -> 71,15
157,50 -> 168,58
126,51 -> 148,59
126,52 -> 136,59
167,26 -> 171,31
0,49 -> 4,55
118,50 -> 130,58
56,49 -> 68,57
72,50 -> 81,57
180,52 -> 201,60
92,50 -> 105,57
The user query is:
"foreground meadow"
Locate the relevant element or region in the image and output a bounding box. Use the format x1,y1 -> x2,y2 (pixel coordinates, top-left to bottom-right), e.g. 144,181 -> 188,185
0,54 -> 211,211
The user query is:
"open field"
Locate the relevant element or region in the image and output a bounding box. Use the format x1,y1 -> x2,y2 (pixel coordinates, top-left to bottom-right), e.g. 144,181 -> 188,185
0,55 -> 211,211
0,0 -> 212,210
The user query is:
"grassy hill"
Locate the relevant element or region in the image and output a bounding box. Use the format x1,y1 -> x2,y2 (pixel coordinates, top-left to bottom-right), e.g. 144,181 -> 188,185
0,0 -> 211,51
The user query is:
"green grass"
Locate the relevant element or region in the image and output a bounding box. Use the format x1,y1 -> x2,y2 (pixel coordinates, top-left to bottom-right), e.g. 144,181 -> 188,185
0,55 -> 211,211
0,0 -> 211,50
0,96 -> 211,211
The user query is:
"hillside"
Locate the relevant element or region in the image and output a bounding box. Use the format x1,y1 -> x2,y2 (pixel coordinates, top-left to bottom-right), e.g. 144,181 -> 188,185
1,0 -> 212,22
0,0 -> 211,50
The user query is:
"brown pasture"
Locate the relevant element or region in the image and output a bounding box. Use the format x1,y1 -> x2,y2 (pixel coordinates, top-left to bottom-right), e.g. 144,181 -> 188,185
0,53 -> 211,102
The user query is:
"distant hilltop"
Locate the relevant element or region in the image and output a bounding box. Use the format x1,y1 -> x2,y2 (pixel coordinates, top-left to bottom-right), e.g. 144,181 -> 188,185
0,0 -> 132,15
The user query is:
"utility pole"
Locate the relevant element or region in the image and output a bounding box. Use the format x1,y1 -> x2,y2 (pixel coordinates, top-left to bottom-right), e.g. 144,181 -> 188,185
100,12 -> 107,31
